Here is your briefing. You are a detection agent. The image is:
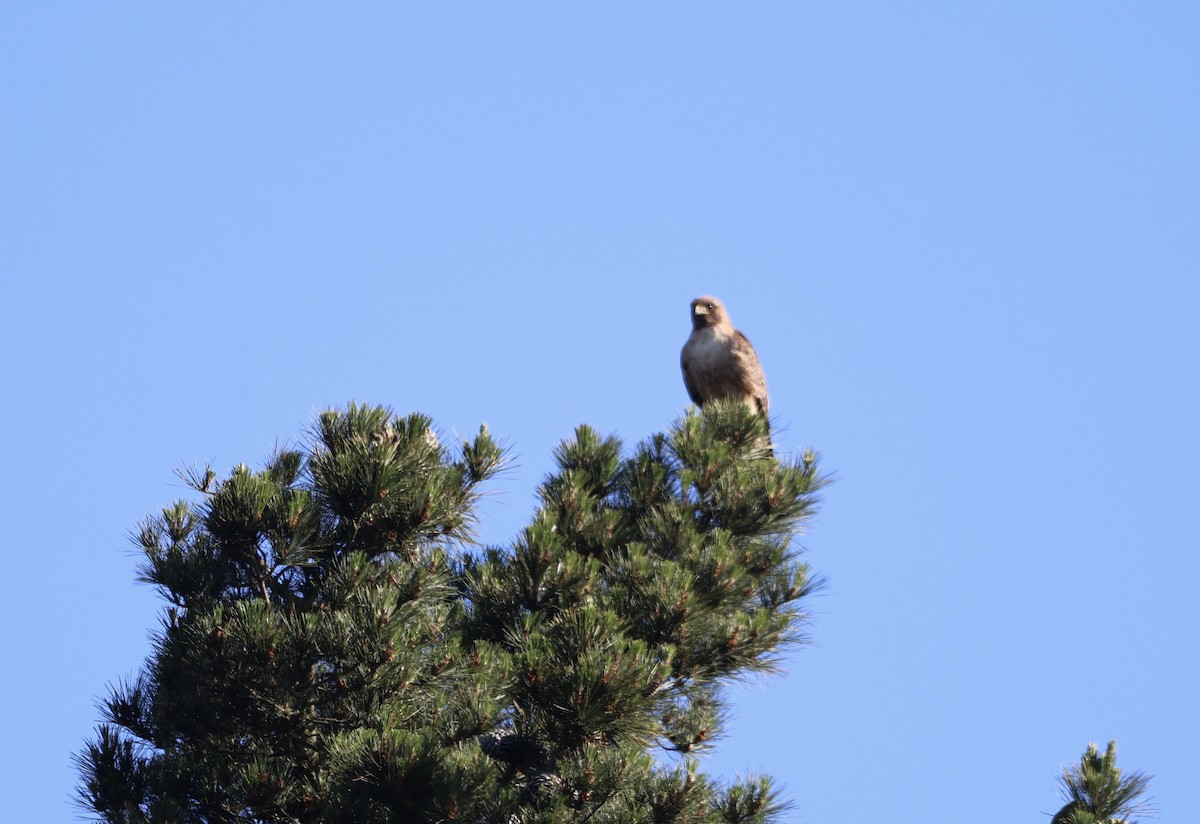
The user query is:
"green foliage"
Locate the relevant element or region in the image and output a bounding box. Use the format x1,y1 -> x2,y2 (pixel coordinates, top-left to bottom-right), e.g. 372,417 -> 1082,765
77,401 -> 828,823
1051,741 -> 1154,824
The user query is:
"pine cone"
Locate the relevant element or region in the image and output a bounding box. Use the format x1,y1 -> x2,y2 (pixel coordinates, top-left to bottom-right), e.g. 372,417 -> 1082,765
526,770 -> 564,805
479,728 -> 552,776
478,729 -> 523,763
529,771 -> 562,792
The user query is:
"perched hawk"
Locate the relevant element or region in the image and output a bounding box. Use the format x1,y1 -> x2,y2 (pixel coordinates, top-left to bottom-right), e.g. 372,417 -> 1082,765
680,296 -> 769,417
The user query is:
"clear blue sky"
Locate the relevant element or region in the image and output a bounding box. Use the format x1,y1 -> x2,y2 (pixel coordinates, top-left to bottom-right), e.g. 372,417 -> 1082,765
3,4 -> 1197,821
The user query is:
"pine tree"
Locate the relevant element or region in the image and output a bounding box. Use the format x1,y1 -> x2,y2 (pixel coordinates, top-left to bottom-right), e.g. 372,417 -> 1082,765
1050,741 -> 1154,824
76,400 -> 827,823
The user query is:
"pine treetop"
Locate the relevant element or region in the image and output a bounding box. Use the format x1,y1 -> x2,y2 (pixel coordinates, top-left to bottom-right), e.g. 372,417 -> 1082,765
77,401 -> 828,824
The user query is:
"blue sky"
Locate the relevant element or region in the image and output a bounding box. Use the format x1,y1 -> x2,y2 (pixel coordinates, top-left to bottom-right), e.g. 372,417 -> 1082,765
3,4 -> 1197,821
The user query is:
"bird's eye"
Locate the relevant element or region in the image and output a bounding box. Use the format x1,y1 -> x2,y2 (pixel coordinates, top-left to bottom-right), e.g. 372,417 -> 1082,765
706,303 -> 715,310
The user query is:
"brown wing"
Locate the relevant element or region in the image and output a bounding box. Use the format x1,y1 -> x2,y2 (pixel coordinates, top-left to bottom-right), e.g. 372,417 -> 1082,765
731,331 -> 769,417
680,343 -> 705,405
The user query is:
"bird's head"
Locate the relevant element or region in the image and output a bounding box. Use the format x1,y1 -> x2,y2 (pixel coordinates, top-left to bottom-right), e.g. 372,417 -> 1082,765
690,295 -> 729,330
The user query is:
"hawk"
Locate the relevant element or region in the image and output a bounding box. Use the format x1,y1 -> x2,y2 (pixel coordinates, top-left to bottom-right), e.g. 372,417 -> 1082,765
680,295 -> 769,417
